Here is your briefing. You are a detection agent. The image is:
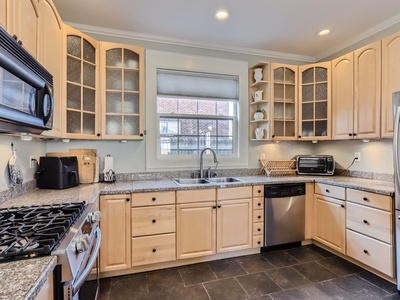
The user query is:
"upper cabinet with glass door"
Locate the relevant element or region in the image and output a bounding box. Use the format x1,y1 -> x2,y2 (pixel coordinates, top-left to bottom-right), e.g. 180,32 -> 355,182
249,62 -> 269,141
270,63 -> 298,140
99,42 -> 144,140
299,62 -> 331,140
64,25 -> 99,139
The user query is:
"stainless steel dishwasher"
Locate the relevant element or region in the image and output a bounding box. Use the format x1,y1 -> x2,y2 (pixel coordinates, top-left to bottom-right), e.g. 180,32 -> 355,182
264,183 -> 305,247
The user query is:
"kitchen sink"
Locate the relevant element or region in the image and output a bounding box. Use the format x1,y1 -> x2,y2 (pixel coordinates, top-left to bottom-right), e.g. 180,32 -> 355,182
173,178 -> 211,186
206,177 -> 244,183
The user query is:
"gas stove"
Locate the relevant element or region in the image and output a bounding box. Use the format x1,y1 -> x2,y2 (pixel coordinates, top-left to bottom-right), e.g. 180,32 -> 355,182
0,202 -> 87,261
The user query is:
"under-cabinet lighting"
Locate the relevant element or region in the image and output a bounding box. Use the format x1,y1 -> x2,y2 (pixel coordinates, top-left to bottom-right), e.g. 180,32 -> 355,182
62,139 -> 70,143
312,140 -> 318,144
120,140 -> 127,143
215,9 -> 229,20
20,133 -> 32,141
275,141 -> 280,144
363,139 -> 370,143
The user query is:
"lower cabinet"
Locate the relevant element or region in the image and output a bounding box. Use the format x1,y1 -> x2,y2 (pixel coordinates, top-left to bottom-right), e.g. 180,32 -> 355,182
252,185 -> 264,248
99,194 -> 132,273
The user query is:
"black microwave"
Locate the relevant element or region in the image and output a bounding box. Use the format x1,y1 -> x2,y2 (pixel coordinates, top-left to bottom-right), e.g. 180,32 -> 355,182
0,26 -> 53,134
296,155 -> 335,175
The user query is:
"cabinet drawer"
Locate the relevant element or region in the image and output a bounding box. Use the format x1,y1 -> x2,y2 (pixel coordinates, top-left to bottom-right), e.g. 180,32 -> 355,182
132,205 -> 175,236
176,189 -> 215,203
253,235 -> 263,248
346,229 -> 394,277
347,189 -> 392,212
315,183 -> 345,199
217,186 -> 252,200
131,233 -> 176,267
253,197 -> 264,210
253,209 -> 264,223
346,202 -> 392,244
253,222 -> 264,236
132,191 -> 175,207
253,185 -> 264,197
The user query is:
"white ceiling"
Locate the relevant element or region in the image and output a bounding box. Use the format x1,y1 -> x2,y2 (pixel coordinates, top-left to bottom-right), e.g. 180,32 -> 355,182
52,0 -> 400,62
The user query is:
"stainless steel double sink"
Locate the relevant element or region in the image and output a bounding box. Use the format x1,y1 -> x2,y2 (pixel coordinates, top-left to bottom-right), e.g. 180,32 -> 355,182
173,177 -> 244,186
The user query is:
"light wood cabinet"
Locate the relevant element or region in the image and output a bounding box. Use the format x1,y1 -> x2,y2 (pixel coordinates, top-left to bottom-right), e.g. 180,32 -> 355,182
7,0 -> 39,58
313,193 -> 346,254
381,32 -> 400,138
299,62 -> 331,140
353,41 -> 381,139
99,194 -> 131,273
252,185 -> 264,247
0,0 -> 7,30
99,42 -> 145,139
249,62 -> 270,141
270,63 -> 298,140
63,25 -> 100,139
38,0 -> 63,138
131,191 -> 176,267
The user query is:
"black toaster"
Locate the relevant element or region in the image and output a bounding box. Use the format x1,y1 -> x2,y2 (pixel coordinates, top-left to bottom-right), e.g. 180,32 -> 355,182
36,156 -> 79,189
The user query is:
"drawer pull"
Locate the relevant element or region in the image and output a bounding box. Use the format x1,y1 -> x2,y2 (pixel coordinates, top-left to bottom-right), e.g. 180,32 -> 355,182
152,197 -> 156,201
258,190 -> 262,194
257,241 -> 261,245
363,197 -> 368,201
126,198 -> 130,202
213,206 -> 217,209
152,249 -> 157,253
218,205 -> 221,208
152,219 -> 156,223
363,249 -> 369,254
341,204 -> 344,208
326,189 -> 330,193
257,228 -> 261,232
258,215 -> 261,219
258,203 -> 261,206
363,220 -> 369,225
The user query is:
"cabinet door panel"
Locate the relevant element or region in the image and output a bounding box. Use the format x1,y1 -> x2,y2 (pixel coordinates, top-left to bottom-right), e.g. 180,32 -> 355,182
217,199 -> 252,253
0,0 -> 6,30
176,202 -> 216,259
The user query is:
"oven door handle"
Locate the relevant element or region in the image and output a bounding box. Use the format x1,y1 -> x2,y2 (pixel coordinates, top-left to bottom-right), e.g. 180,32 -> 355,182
72,227 -> 101,296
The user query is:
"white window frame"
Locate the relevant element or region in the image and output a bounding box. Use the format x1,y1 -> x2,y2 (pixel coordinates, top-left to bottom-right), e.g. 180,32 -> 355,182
145,50 -> 248,171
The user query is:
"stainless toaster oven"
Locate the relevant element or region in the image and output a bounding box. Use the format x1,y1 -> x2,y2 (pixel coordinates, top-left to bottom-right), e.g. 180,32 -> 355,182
296,155 -> 335,175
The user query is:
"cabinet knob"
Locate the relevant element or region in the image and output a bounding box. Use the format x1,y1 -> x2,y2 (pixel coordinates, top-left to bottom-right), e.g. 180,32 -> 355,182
363,249 -> 369,254
326,189 -> 330,193
152,248 -> 157,253
152,219 -> 156,223
341,204 -> 344,208
258,203 -> 261,206
353,133 -> 357,136
140,133 -> 144,137
272,135 -> 275,138
348,133 -> 352,136
258,215 -> 261,219
363,197 -> 368,201
126,198 -> 130,202
152,197 -> 156,201
258,190 -> 262,194
97,133 -> 101,137
218,205 -> 221,208
213,206 -> 217,209
257,228 -> 261,232
257,241 -> 261,245
363,220 -> 369,224
298,135 -> 301,138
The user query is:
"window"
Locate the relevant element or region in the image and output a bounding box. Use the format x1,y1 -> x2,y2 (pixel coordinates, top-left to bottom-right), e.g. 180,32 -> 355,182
157,69 -> 239,156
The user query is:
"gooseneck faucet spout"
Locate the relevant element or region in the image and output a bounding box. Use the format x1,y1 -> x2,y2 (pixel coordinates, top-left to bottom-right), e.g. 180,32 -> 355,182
200,148 -> 219,179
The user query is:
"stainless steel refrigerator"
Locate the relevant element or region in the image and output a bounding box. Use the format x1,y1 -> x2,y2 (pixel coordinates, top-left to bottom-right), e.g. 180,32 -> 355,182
393,91 -> 400,290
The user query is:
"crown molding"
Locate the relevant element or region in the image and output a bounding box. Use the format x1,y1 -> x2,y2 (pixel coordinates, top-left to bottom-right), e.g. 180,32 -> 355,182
316,13 -> 400,61
66,22 -> 315,63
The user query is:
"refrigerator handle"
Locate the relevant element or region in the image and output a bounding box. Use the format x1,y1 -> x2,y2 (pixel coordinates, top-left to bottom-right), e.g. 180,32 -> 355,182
394,106 -> 400,182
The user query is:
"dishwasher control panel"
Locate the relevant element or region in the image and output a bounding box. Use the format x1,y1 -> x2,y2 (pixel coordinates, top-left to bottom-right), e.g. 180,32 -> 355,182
265,183 -> 305,198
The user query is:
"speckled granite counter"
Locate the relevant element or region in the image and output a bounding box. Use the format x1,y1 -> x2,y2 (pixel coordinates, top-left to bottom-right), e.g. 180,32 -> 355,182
0,175 -> 394,299
0,256 -> 57,300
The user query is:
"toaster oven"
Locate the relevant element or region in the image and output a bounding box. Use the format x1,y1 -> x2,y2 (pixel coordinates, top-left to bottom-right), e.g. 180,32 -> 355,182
296,155 -> 335,175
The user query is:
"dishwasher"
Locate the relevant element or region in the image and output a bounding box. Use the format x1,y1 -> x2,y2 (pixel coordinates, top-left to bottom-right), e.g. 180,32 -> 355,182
264,183 -> 305,247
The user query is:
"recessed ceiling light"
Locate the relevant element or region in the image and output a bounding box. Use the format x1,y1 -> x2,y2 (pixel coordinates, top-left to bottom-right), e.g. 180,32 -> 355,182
215,9 -> 229,20
318,29 -> 331,36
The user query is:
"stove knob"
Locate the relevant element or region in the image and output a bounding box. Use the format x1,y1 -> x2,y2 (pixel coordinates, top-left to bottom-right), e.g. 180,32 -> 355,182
79,234 -> 91,245
76,239 -> 89,253
88,211 -> 101,223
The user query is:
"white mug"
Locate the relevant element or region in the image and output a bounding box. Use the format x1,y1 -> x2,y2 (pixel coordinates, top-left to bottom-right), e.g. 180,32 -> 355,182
254,128 -> 264,140
252,90 -> 263,102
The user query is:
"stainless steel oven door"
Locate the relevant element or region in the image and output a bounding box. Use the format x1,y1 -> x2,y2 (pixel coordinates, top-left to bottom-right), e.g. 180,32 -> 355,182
64,227 -> 101,300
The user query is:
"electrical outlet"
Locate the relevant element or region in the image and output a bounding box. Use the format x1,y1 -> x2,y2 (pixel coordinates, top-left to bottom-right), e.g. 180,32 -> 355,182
260,153 -> 266,160
354,152 -> 361,162
29,155 -> 35,169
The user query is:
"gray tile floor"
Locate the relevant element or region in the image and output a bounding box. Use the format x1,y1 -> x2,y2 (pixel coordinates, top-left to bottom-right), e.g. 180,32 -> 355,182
97,245 -> 400,300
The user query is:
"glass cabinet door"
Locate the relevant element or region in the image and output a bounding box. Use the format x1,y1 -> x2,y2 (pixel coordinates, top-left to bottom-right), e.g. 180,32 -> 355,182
271,64 -> 298,140
65,26 -> 99,138
100,42 -> 144,139
299,62 -> 331,140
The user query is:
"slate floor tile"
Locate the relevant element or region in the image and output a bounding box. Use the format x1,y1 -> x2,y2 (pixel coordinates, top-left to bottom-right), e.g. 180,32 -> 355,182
209,258 -> 247,279
304,244 -> 335,258
147,267 -> 184,291
149,283 -> 210,300
316,256 -> 363,276
262,252 -> 300,268
107,273 -> 149,300
266,267 -> 310,290
300,281 -> 355,300
236,272 -> 282,297
235,254 -> 275,273
292,261 -> 337,283
179,263 -> 217,286
285,247 -> 323,263
203,277 -> 249,300
268,286 -> 312,300
98,278 -> 112,300
357,270 -> 399,294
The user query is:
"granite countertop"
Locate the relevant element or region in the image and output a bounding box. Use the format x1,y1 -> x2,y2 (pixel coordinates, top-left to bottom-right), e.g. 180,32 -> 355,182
0,256 -> 57,300
0,175 -> 394,299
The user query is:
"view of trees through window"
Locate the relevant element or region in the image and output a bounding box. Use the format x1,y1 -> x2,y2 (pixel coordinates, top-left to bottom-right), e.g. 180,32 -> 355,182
157,97 -> 236,155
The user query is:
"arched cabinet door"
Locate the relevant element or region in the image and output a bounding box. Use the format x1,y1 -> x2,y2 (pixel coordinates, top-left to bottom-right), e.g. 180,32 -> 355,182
99,42 -> 144,140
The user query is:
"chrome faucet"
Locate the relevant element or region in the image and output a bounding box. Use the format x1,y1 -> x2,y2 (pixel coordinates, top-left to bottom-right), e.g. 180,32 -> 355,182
199,148 -> 219,178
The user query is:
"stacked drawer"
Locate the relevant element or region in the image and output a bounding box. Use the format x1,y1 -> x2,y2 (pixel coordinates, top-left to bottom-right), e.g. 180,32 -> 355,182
252,185 -> 264,247
346,189 -> 394,277
131,191 -> 176,267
